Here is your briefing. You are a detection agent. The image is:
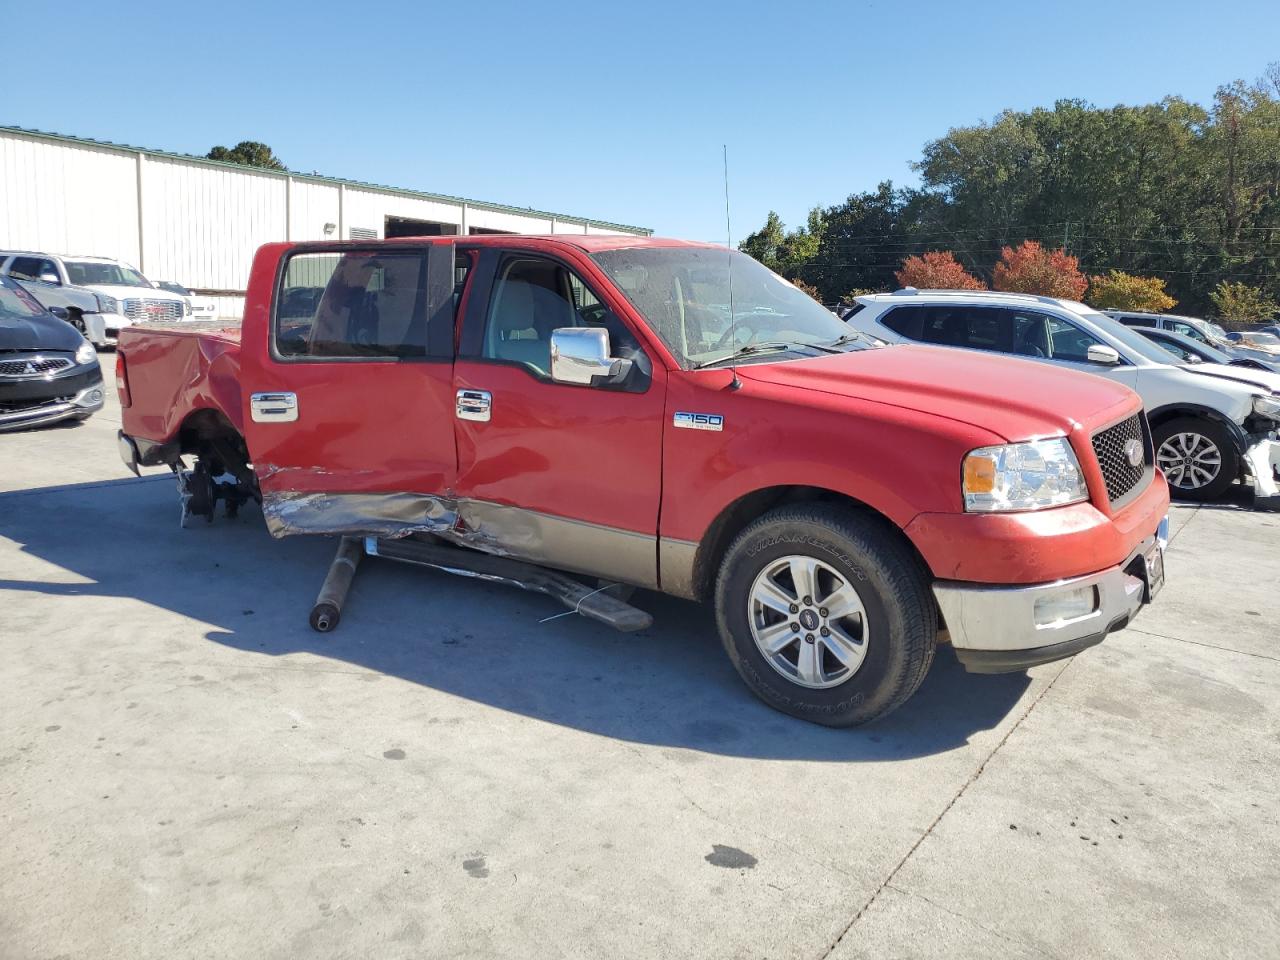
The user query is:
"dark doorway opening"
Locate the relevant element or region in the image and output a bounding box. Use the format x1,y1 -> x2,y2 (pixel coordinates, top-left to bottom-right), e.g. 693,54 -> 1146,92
385,216 -> 459,238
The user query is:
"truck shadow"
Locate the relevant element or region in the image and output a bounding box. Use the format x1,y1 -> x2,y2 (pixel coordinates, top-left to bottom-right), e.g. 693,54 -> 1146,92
1,476 -> 1032,762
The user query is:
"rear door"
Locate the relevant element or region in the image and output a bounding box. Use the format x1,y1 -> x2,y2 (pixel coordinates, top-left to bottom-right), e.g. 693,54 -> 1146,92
449,245 -> 666,587
241,242 -> 461,537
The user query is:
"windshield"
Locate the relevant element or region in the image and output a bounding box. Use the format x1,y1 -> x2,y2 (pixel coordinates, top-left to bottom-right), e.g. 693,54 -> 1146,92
0,278 -> 47,321
1154,331 -> 1233,365
156,281 -> 191,296
590,247 -> 859,368
1079,309 -> 1185,364
1210,322 -> 1228,339
64,261 -> 151,287
1244,332 -> 1280,346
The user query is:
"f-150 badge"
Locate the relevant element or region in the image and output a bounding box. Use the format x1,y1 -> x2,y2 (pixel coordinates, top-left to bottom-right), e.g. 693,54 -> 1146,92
673,411 -> 724,431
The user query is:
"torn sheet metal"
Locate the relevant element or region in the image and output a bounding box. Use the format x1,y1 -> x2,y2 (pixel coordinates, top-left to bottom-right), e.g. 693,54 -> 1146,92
262,491 -> 458,539
260,490 -> 660,589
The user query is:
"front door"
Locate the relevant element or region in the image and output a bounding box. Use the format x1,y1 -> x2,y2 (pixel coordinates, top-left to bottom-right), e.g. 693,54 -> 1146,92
241,241 -> 459,537
450,247 -> 666,587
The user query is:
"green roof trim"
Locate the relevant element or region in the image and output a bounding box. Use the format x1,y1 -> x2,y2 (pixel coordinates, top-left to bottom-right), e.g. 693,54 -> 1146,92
0,124 -> 652,235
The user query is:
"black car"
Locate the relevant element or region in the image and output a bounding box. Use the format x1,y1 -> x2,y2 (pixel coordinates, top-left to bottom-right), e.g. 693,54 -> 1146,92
1133,326 -> 1280,374
1,275 -> 105,431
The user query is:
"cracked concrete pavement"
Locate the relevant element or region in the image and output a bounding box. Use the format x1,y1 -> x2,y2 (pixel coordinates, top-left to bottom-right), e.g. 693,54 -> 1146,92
2,388 -> 1277,959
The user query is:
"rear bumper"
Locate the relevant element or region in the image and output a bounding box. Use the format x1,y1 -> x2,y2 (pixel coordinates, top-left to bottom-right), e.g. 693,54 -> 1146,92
934,515 -> 1168,674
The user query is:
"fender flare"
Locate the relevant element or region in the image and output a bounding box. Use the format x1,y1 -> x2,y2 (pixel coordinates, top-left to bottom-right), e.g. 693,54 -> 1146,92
1146,403 -> 1249,456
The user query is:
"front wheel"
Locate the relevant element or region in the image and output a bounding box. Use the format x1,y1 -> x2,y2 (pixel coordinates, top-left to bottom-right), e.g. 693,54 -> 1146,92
714,504 -> 936,727
1153,417 -> 1238,501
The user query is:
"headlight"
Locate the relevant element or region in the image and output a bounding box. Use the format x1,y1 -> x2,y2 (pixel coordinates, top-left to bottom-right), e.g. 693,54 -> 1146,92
75,341 -> 97,365
96,293 -> 119,314
962,438 -> 1089,512
1252,395 -> 1280,421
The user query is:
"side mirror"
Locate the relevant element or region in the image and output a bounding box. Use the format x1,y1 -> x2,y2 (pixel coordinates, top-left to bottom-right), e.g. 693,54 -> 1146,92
48,306 -> 69,320
1086,344 -> 1121,365
550,327 -> 632,386
38,271 -> 60,285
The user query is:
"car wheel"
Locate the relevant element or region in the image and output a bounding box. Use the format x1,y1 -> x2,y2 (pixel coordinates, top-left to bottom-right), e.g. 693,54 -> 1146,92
714,503 -> 936,726
1153,417 -> 1238,501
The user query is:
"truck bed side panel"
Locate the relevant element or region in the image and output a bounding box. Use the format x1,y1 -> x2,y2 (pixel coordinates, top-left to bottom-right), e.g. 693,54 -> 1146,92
119,325 -> 243,443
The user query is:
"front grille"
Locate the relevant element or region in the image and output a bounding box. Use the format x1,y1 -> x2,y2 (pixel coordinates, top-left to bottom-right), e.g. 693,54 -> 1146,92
123,298 -> 184,322
0,355 -> 74,378
1091,413 -> 1152,505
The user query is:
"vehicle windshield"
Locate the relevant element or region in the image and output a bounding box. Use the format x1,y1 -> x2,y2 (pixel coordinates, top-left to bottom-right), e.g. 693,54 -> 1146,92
1243,332 -> 1280,346
590,247 -> 864,368
156,281 -> 191,296
1151,331 -> 1234,365
1209,322 -> 1228,339
0,278 -> 47,321
1079,309 -> 1185,364
64,261 -> 151,287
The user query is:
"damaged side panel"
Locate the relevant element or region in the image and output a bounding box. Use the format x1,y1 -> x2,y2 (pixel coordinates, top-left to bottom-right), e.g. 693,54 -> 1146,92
260,490 -> 659,589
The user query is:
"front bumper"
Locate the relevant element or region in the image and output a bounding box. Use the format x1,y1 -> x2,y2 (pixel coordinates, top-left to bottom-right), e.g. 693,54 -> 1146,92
0,380 -> 106,431
934,515 -> 1168,673
96,312 -> 134,345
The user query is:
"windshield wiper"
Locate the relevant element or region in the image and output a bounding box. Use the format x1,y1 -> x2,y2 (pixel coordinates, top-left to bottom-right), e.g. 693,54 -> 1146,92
694,341 -> 794,369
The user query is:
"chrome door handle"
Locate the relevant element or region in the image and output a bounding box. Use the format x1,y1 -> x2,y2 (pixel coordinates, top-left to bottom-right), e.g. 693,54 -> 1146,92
250,391 -> 299,423
456,389 -> 492,422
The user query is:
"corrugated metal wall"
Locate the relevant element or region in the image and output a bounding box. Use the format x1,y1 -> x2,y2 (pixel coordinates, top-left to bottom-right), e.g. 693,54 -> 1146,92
0,129 -> 643,319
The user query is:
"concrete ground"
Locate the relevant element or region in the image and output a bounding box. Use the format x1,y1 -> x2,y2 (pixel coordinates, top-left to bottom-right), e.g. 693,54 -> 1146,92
2,384 -> 1278,960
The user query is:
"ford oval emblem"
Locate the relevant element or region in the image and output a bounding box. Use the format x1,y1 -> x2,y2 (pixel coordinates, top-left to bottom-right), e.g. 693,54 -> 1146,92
1124,437 -> 1144,467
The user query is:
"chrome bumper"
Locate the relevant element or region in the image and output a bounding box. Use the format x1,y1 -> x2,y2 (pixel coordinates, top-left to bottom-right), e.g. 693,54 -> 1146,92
0,384 -> 105,431
933,517 -> 1168,673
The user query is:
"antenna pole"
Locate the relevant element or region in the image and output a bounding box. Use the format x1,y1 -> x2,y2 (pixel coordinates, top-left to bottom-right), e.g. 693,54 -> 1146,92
724,144 -> 741,390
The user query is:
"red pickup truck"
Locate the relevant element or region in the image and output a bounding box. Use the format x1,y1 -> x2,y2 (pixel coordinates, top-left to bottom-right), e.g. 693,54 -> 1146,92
116,236 -> 1169,725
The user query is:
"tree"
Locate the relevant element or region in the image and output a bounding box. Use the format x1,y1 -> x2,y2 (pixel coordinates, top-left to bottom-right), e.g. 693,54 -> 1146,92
896,250 -> 985,289
1209,281 -> 1279,324
206,141 -> 286,171
992,241 -> 1088,299
789,278 -> 823,301
1086,270 -> 1176,312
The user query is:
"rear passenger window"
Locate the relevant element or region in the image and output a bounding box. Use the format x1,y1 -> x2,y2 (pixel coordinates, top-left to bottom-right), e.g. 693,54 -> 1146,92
884,305 -> 1008,352
275,249 -> 456,360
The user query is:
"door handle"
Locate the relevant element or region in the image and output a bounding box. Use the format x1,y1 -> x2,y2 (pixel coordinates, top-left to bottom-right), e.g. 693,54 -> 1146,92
456,389 -> 492,422
250,391 -> 299,423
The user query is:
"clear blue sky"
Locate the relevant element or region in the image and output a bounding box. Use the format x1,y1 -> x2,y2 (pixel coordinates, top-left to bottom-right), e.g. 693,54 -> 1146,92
3,0 -> 1277,241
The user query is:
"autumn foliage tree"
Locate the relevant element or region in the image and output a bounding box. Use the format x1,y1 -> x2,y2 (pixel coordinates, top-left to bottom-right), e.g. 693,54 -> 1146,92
895,250 -> 986,290
992,241 -> 1088,299
1086,270 -> 1176,312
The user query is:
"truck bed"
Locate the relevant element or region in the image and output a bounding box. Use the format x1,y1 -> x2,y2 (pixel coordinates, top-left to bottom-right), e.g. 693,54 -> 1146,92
118,321 -> 244,444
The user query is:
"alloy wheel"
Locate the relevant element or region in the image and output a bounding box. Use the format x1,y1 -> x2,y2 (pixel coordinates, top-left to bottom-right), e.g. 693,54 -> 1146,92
748,555 -> 869,689
1157,431 -> 1222,490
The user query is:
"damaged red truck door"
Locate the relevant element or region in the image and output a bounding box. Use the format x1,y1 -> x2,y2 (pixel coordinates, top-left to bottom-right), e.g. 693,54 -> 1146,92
449,244 -> 667,588
239,243 -> 459,535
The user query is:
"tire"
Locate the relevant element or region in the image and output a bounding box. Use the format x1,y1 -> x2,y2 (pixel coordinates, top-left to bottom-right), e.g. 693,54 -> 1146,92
1152,417 -> 1238,502
714,504 -> 936,727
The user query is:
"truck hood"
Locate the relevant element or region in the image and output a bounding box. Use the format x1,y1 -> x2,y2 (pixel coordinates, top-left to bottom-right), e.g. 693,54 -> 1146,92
1182,362 -> 1280,396
738,344 -> 1139,442
0,311 -> 83,352
87,284 -> 186,303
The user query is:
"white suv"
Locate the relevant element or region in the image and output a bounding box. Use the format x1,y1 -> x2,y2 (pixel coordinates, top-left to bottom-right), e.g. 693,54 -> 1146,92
0,252 -> 190,347
846,289 -> 1280,506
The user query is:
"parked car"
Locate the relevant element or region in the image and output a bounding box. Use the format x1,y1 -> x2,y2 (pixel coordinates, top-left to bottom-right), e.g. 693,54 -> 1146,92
847,289 -> 1280,505
1224,330 -> 1280,356
116,237 -> 1170,726
0,251 -> 190,347
0,275 -> 104,431
153,280 -> 218,322
1107,311 -> 1230,348
1133,326 -> 1280,374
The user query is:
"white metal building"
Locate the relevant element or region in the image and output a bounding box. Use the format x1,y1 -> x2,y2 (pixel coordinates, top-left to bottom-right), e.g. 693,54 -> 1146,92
0,125 -> 650,318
